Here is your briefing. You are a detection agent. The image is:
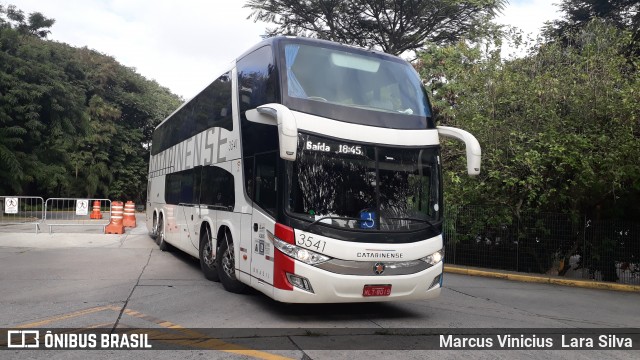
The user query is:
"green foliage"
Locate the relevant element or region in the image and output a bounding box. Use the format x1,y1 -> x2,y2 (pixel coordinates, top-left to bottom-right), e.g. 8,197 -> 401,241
419,21 -> 640,221
544,0 -> 640,58
0,4 -> 55,38
245,0 -> 507,55
0,5 -> 181,201
421,20 -> 640,278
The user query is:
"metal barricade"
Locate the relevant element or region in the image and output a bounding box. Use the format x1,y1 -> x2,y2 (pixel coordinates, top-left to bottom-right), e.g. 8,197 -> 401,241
0,196 -> 45,234
44,198 -> 111,234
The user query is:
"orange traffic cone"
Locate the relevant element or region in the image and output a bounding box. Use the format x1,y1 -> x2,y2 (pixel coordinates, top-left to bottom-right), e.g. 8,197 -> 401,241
105,201 -> 124,234
123,201 -> 136,228
90,200 -> 102,219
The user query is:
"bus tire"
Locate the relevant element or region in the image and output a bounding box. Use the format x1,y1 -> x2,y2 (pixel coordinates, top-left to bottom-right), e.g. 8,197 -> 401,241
217,229 -> 247,294
199,225 -> 220,282
150,212 -> 158,240
157,216 -> 172,252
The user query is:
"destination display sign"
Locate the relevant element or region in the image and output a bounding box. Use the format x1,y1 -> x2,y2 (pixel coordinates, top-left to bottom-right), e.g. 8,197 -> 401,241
300,134 -> 369,157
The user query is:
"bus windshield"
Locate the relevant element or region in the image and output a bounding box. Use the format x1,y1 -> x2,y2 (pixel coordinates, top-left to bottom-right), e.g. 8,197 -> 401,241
282,42 -> 431,125
287,134 -> 441,232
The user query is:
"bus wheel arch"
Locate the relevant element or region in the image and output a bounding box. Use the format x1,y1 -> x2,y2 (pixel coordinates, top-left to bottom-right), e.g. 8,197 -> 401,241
217,225 -> 247,294
199,221 -> 219,282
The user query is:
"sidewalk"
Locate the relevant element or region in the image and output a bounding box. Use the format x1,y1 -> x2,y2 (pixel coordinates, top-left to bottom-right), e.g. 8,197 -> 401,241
0,214 -> 152,249
444,264 -> 640,292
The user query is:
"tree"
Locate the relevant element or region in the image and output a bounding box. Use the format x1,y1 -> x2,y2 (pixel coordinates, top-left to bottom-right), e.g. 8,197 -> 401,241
245,0 -> 506,55
0,5 -> 181,201
420,21 -> 639,219
544,0 -> 640,57
0,4 -> 54,38
419,20 -> 640,277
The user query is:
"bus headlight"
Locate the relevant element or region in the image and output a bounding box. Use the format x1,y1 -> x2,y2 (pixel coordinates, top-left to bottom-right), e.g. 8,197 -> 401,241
272,235 -> 331,265
421,248 -> 444,266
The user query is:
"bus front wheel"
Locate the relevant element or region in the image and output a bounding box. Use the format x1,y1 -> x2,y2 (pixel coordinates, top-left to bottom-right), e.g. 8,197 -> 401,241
217,230 -> 247,294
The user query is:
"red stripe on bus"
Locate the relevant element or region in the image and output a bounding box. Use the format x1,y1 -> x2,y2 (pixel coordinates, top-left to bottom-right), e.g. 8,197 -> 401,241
273,223 -> 295,291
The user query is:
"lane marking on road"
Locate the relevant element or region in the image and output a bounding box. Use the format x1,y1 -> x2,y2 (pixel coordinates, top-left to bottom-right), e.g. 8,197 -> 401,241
85,322 -> 116,329
117,309 -> 294,360
14,305 -> 114,328
0,325 -> 115,347
10,305 -> 295,360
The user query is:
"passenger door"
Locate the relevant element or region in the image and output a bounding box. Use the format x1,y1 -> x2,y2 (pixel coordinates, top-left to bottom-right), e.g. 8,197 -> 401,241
250,152 -> 279,292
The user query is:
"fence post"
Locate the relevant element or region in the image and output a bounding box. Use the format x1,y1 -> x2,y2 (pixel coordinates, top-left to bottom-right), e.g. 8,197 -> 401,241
516,214 -> 520,273
582,215 -> 587,279
0,196 -> 45,234
43,198 -> 112,233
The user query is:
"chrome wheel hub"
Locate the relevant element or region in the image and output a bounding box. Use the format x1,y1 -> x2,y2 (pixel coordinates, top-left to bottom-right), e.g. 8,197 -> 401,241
203,239 -> 215,268
222,242 -> 235,279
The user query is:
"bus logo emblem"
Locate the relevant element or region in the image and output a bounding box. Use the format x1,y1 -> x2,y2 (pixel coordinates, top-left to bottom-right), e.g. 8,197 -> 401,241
373,263 -> 385,275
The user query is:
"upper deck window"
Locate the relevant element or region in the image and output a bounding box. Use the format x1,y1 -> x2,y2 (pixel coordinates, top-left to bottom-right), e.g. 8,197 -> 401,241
282,42 -> 432,129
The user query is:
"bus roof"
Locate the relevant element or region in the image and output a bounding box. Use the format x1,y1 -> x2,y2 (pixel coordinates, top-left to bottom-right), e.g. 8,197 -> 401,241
236,36 -> 399,64
154,36 -> 411,131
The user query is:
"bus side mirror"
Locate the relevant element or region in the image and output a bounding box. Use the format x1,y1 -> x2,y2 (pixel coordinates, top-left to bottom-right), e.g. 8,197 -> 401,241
437,126 -> 481,176
245,104 -> 298,161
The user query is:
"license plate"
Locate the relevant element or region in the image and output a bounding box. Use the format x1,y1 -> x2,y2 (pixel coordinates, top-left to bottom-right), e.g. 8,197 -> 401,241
363,285 -> 391,297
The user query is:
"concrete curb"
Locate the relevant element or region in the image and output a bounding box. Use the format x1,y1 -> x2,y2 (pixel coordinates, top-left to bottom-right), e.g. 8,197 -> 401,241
444,265 -> 640,292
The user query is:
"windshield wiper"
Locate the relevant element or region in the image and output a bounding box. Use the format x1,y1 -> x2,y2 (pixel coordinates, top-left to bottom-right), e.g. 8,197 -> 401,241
386,217 -> 438,231
349,104 -> 398,113
304,216 -> 362,231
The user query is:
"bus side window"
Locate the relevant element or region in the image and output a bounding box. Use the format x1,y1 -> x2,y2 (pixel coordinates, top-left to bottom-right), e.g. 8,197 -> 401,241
201,166 -> 235,210
244,156 -> 254,201
220,169 -> 235,209
254,152 -> 277,216
237,45 -> 280,158
194,71 -> 233,133
180,170 -> 194,204
165,172 -> 180,205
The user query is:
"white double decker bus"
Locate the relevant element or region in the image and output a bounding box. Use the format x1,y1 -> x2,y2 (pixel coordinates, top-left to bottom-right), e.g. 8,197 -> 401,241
146,37 -> 481,303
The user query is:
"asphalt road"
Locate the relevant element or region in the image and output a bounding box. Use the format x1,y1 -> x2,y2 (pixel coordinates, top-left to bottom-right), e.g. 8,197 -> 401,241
0,218 -> 638,359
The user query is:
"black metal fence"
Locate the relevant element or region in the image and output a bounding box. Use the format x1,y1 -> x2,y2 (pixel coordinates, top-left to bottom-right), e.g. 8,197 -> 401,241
443,205 -> 640,284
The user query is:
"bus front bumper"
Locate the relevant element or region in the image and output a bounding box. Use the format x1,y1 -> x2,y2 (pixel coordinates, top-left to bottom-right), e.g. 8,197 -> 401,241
272,261 -> 443,303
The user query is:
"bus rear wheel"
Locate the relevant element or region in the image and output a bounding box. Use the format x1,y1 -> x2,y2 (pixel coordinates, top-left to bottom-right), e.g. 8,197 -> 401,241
150,212 -> 158,240
199,225 -> 219,282
217,230 -> 247,294
157,216 -> 172,252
